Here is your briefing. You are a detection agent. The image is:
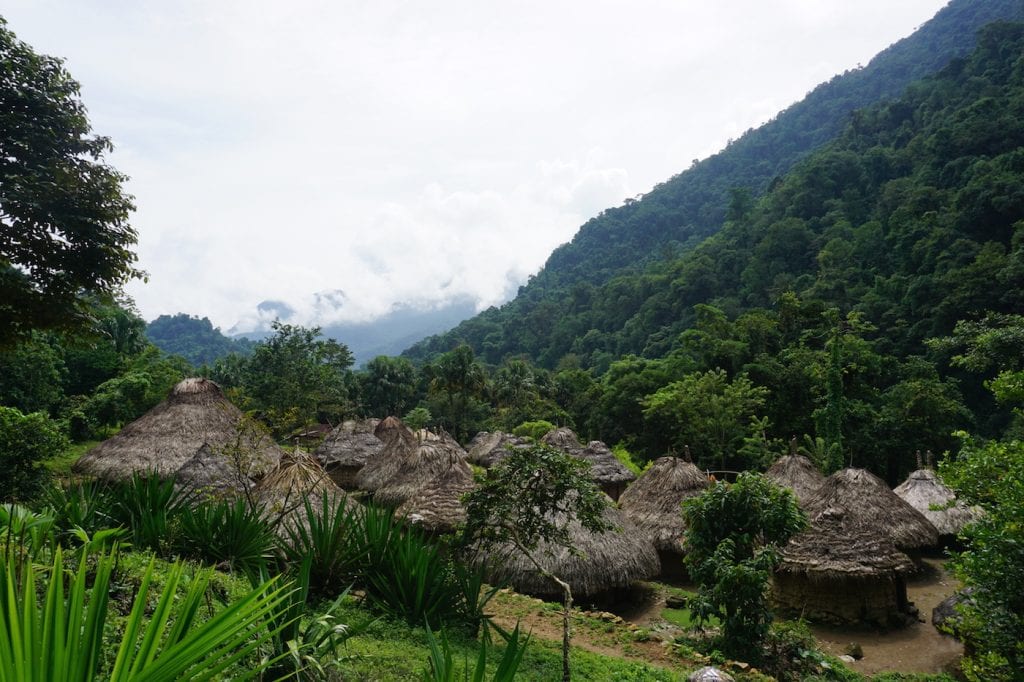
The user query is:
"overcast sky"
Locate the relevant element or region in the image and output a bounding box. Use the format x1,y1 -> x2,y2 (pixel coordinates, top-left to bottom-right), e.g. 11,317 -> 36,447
5,1 -> 949,333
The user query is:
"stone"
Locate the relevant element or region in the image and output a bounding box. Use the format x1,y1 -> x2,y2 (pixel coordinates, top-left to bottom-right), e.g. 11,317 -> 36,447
665,594 -> 688,609
688,666 -> 734,682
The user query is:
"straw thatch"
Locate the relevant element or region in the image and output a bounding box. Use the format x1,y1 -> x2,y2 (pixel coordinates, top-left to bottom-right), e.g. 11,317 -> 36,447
74,377 -> 283,481
774,506 -> 916,626
803,468 -> 939,550
254,449 -> 357,537
619,457 -> 708,554
396,463 -> 476,534
765,454 -> 825,505
893,468 -> 982,538
313,418 -> 383,489
541,428 -> 636,500
466,431 -> 531,467
174,443 -> 253,495
355,416 -> 419,492
476,501 -> 660,598
373,434 -> 472,508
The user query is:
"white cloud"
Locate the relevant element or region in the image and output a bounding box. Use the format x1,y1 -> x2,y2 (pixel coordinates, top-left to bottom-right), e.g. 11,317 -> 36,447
2,0 -> 951,331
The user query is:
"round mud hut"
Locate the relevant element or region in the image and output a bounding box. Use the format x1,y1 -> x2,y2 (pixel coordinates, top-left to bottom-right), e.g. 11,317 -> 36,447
395,463 -> 476,535
354,416 -> 419,493
541,427 -> 636,500
476,501 -> 660,599
619,456 -> 709,578
73,377 -> 283,482
804,468 -> 939,552
774,507 -> 917,627
466,431 -> 531,467
313,418 -> 383,489
373,431 -> 471,508
765,453 -> 825,506
894,467 -> 981,542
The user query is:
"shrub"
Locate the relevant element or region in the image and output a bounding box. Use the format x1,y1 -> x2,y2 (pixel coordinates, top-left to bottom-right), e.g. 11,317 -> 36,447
177,497 -> 277,582
106,472 -> 190,555
42,479 -> 115,537
0,406 -> 67,502
279,493 -> 368,597
511,420 -> 555,441
422,621 -> 530,682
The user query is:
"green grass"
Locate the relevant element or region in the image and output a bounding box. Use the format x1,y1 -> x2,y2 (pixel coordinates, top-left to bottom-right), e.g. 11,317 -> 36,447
44,439 -> 99,476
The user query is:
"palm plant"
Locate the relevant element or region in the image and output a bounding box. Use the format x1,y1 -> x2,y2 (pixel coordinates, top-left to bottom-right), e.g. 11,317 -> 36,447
106,473 -> 190,554
177,497 -> 276,582
0,546 -> 291,681
421,621 -> 530,682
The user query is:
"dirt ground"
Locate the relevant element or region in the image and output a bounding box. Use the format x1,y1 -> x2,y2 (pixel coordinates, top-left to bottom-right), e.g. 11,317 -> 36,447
809,557 -> 963,675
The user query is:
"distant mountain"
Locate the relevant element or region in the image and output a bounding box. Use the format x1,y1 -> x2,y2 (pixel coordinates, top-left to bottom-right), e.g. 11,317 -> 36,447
405,0 -> 1024,366
224,298 -> 478,367
146,314 -> 257,367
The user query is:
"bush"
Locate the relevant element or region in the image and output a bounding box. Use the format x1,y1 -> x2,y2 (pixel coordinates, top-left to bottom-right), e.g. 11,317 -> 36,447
177,497 -> 277,582
0,406 -> 67,502
106,473 -> 190,555
279,493 -> 370,597
511,420 -> 555,441
42,479 -> 115,537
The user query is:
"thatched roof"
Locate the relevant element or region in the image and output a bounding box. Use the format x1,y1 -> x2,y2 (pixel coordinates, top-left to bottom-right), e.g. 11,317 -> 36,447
254,449 -> 356,536
174,443 -> 252,495
893,468 -> 982,537
373,435 -> 472,508
541,428 -> 635,486
804,468 -> 939,550
778,507 -> 915,580
396,464 -> 476,534
765,454 -> 825,505
355,417 -> 419,492
73,377 -> 283,481
466,431 -> 531,467
314,418 -> 382,468
618,457 -> 709,552
477,500 -> 660,597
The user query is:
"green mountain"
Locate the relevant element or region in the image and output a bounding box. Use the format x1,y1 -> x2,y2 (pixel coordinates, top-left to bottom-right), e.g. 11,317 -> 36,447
146,314 -> 256,366
406,0 -> 1024,366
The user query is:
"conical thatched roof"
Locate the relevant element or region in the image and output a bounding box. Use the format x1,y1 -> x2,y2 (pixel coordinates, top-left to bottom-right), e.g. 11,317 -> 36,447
74,377 -> 283,481
314,418 -> 382,468
355,417 -> 419,492
765,454 -> 825,505
373,435 -> 471,508
804,468 -> 939,550
778,507 -> 915,580
466,431 -> 531,467
477,501 -> 659,597
893,468 -> 982,538
255,449 -> 357,536
174,443 -> 252,495
396,463 -> 476,534
619,457 -> 709,552
541,428 -> 635,487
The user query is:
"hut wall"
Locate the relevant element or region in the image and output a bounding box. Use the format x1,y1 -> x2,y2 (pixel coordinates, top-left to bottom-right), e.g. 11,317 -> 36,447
326,464 -> 362,490
601,481 -> 628,502
772,573 -> 910,628
655,549 -> 689,583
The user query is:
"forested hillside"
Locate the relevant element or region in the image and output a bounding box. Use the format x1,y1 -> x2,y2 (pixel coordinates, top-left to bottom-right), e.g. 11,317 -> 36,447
146,313 -> 256,366
406,0 -> 1023,365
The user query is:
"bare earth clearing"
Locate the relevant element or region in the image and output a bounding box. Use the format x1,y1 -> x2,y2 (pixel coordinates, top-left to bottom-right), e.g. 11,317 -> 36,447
489,556 -> 962,677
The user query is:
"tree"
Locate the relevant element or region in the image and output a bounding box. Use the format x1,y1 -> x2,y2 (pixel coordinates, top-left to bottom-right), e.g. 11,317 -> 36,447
426,345 -> 488,441
0,19 -> 139,346
461,445 -> 612,681
0,406 -> 68,501
682,472 -> 807,663
239,322 -> 354,437
359,355 -> 417,417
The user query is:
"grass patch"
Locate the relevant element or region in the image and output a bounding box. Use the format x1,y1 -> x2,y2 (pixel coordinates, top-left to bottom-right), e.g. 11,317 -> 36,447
44,439 -> 99,476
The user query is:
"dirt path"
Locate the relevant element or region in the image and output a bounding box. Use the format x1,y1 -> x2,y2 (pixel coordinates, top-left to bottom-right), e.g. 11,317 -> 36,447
810,557 -> 963,675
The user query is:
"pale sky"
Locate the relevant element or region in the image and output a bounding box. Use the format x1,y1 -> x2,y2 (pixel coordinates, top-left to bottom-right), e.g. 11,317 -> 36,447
4,1 -> 949,333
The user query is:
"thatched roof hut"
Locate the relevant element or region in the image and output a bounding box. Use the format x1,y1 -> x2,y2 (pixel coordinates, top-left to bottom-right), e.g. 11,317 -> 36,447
313,418 -> 382,489
765,454 -> 825,506
73,378 -> 282,481
373,433 -> 471,508
619,457 -> 709,555
894,468 -> 981,539
174,443 -> 252,496
541,427 -> 636,500
254,449 -> 357,537
396,463 -> 476,534
774,507 -> 916,626
476,499 -> 659,598
466,431 -> 531,467
803,468 -> 938,551
354,416 -> 419,493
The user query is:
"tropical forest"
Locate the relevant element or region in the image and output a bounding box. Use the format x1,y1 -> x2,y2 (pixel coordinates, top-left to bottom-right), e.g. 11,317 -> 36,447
2,0 -> 1024,680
